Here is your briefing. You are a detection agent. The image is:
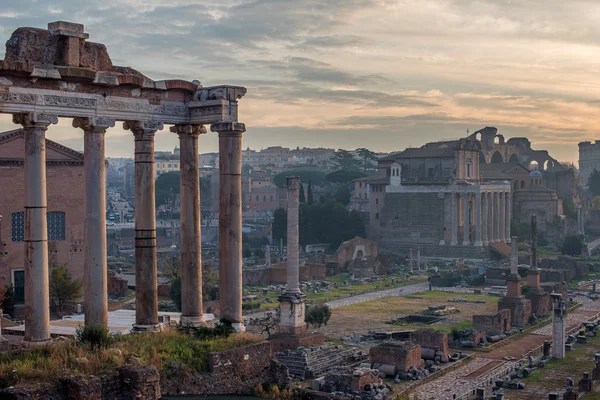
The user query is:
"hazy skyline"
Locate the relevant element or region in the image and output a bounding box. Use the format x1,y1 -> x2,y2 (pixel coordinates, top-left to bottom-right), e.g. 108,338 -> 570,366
1,0 -> 600,163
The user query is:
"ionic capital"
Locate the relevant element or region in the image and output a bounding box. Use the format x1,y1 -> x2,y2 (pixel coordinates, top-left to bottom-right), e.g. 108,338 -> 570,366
123,120 -> 163,138
169,124 -> 207,137
13,112 -> 58,129
210,121 -> 246,135
72,117 -> 115,132
286,176 -> 300,190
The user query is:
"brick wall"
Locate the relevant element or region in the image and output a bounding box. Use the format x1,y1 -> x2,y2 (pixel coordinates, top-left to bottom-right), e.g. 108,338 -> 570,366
410,329 -> 449,353
369,341 -> 423,373
473,309 -> 511,335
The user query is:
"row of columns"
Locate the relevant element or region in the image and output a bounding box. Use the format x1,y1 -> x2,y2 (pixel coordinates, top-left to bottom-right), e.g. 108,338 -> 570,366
449,191 -> 511,247
14,112 -> 246,342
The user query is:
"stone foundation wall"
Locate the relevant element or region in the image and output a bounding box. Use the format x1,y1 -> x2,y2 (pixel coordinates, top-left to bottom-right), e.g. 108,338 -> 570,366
526,290 -> 550,317
473,309 -> 511,335
107,271 -> 128,297
498,297 -> 532,327
369,341 -> 422,373
409,329 -> 449,354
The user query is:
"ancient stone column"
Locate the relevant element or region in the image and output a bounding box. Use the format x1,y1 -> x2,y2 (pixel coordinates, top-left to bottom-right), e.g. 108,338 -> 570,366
510,236 -> 518,275
211,121 -> 246,332
493,192 -> 499,242
462,192 -> 470,245
172,124 -> 206,327
450,192 -> 458,246
279,176 -> 307,334
417,248 -> 421,270
73,117 -> 115,328
482,192 -> 488,245
409,248 -> 413,272
551,293 -> 565,359
474,192 -> 482,246
285,176 -> 301,294
13,113 -> 58,342
124,120 -> 163,332
487,191 -> 494,243
505,192 -> 512,243
499,191 -> 505,243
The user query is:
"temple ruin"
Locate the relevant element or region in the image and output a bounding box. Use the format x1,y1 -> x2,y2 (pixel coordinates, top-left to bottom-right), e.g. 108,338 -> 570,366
0,21 -> 248,341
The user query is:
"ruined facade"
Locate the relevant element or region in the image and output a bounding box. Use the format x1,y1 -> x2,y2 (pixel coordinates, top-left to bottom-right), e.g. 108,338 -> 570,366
0,21 -> 247,341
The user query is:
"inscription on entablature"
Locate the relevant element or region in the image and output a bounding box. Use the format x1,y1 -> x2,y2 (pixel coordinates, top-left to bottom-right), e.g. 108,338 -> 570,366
190,105 -> 224,116
153,104 -> 188,117
99,99 -> 153,113
42,95 -> 96,108
0,92 -> 36,104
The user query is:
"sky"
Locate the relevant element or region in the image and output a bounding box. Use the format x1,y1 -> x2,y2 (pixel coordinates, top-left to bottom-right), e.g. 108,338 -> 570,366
1,0 -> 600,162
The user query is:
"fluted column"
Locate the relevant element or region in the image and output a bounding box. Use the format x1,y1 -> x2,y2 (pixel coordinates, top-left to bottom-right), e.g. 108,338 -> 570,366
499,191 -> 506,242
73,117 -> 115,328
124,120 -> 163,332
487,191 -> 494,242
493,192 -> 499,242
482,192 -> 488,245
172,124 -> 206,327
474,192 -> 482,246
462,192 -> 470,245
211,121 -> 246,332
505,192 -> 512,243
450,192 -> 458,246
14,113 -> 57,342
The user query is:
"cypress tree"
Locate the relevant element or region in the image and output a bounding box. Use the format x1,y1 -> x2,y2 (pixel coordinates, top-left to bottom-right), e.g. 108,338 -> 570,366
307,180 -> 313,205
299,183 -> 306,203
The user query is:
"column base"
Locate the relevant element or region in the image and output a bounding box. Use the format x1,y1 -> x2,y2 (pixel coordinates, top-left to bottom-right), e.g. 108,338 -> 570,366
21,337 -> 52,347
131,323 -> 161,333
450,241 -> 458,246
231,322 -> 246,333
462,241 -> 471,246
506,238 -> 511,244
483,241 -> 489,246
180,315 -> 205,328
474,241 -> 483,247
439,240 -> 446,245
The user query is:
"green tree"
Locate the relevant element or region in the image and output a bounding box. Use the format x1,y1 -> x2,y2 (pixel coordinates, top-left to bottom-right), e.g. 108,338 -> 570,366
307,180 -> 314,205
155,171 -> 180,207
305,304 -> 332,328
254,248 -> 265,258
326,169 -> 367,186
561,235 -> 584,256
299,183 -> 306,203
355,148 -> 377,172
243,243 -> 253,258
50,265 -> 83,317
334,185 -> 351,206
273,170 -> 327,188
272,208 -> 287,243
170,277 -> 182,311
1,285 -> 14,317
589,169 -> 600,197
510,219 -> 531,243
330,149 -> 361,170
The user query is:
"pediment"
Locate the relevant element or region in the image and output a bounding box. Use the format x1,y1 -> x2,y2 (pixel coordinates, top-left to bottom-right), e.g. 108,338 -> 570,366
0,129 -> 83,162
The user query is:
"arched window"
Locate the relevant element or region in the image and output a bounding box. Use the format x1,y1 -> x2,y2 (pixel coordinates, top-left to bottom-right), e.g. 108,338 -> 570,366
514,181 -> 518,191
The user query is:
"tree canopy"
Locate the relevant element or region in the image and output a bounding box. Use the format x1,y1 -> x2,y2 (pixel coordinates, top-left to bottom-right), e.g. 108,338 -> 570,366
274,170 -> 327,188
326,169 -> 367,186
155,171 -> 181,207
589,169 -> 600,197
355,148 -> 378,172
561,235 -> 584,256
272,198 -> 366,248
50,265 -> 83,317
330,149 -> 361,171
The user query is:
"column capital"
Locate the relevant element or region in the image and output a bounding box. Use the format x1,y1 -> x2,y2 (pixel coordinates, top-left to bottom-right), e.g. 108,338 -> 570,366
210,121 -> 246,135
73,117 -> 115,132
170,124 -> 207,137
123,120 -> 164,136
13,112 -> 58,128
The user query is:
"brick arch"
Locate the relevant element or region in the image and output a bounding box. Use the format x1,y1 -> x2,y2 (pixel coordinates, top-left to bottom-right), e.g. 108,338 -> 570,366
491,151 -> 504,163
509,153 -> 520,163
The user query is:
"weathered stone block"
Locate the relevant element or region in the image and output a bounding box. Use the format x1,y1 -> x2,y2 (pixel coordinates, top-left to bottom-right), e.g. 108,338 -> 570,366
369,341 -> 422,373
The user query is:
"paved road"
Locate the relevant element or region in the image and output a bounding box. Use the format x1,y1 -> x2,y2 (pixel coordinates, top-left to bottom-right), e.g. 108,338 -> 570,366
245,281 -> 430,320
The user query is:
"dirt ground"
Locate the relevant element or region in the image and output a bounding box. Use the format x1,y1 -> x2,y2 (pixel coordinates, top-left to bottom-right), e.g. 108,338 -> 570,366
320,291 -> 499,339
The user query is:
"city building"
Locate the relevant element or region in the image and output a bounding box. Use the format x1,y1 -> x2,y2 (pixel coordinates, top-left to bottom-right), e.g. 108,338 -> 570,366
579,140 -> 600,185
367,137 -> 511,259
0,129 -> 85,314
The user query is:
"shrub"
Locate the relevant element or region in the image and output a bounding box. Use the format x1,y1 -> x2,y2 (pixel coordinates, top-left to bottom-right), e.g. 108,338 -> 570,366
0,285 -> 13,317
305,304 -> 332,328
192,324 -> 234,340
562,235 -> 584,256
170,276 -> 182,311
75,324 -> 112,349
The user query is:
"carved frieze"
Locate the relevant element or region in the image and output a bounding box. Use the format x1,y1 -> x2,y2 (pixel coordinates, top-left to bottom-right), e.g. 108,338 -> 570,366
99,98 -> 152,113
0,92 -> 36,104
42,94 -> 96,108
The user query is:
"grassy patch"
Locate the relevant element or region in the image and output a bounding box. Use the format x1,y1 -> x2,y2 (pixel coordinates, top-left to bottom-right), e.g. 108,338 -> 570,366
0,330 -> 262,389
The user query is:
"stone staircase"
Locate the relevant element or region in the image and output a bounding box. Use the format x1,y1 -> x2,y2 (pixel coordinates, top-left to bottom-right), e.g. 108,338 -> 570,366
275,344 -> 367,379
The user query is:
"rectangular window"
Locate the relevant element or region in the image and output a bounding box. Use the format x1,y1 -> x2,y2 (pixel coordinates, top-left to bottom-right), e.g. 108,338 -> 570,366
376,198 -> 379,205
11,211 -> 66,242
168,164 -> 172,168
375,213 -> 380,220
